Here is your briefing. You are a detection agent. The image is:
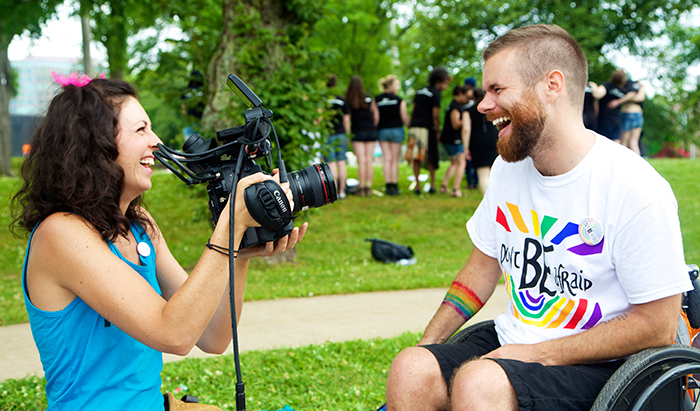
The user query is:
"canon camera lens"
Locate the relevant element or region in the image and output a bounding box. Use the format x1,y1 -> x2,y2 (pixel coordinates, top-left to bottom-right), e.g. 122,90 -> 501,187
288,163 -> 337,213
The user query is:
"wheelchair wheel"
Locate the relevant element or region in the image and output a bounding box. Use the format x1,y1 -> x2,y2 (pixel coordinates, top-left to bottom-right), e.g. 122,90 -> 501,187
590,345 -> 700,411
446,320 -> 495,345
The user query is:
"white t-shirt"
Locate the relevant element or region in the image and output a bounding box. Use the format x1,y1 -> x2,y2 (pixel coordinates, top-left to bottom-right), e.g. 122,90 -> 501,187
467,133 -> 691,345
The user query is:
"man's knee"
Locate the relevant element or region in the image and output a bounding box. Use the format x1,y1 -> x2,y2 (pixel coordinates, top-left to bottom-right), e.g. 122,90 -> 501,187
387,346 -> 449,410
450,359 -> 518,411
388,346 -> 443,386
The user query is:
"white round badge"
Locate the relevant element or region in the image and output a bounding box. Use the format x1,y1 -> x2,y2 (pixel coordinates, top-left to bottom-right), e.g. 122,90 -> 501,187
137,242 -> 151,257
579,217 -> 604,246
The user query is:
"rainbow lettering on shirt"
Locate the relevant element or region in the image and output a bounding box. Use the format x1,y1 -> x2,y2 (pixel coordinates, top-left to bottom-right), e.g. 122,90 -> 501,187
497,202 -> 604,331
497,203 -> 604,256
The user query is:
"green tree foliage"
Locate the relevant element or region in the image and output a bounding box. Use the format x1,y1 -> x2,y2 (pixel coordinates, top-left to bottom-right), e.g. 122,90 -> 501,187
309,0 -> 401,96
83,0 -> 166,79
397,0 -> 699,87
0,0 -> 61,176
662,22 -> 700,145
201,0 -> 329,170
129,0 -> 222,148
640,95 -> 688,156
68,0 -> 700,159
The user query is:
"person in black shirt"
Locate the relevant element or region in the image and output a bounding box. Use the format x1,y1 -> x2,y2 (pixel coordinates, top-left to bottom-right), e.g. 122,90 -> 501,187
583,81 -> 606,130
407,68 -> 451,194
463,88 -> 498,195
346,76 -> 379,196
439,85 -> 472,197
376,75 -> 410,195
597,70 -> 630,141
322,74 -> 350,198
619,80 -> 645,155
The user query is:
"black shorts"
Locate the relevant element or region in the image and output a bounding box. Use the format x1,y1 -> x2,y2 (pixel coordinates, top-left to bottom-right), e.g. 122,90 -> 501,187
422,323 -> 624,411
352,129 -> 377,142
427,128 -> 439,168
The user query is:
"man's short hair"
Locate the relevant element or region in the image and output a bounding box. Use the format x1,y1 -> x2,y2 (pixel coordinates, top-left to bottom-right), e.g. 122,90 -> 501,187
611,70 -> 627,88
482,24 -> 588,110
429,67 -> 451,87
326,73 -> 338,88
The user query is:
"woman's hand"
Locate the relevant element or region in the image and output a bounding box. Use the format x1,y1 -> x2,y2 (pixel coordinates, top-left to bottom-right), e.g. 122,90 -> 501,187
217,169 -> 294,230
235,169 -> 307,258
237,222 -> 309,259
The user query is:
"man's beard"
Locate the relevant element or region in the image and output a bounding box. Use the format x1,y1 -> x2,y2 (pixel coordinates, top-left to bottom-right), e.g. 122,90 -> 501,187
496,89 -> 547,163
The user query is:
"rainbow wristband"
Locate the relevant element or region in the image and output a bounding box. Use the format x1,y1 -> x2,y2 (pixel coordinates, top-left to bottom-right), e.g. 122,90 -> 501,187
442,280 -> 484,321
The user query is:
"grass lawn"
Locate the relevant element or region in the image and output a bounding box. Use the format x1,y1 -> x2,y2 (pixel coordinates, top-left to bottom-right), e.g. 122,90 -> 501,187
0,331 -> 422,410
1,158 -> 700,410
1,161 -> 483,326
3,159 -> 700,326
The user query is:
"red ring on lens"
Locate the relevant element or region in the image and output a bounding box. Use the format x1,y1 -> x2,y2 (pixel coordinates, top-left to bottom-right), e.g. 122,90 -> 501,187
314,163 -> 329,203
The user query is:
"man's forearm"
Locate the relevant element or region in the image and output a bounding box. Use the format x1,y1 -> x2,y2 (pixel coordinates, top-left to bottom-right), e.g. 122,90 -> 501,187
419,248 -> 502,345
420,304 -> 471,345
486,294 -> 682,366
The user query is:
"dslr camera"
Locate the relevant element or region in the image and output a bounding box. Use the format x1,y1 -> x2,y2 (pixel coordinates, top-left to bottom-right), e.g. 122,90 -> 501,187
155,74 -> 337,248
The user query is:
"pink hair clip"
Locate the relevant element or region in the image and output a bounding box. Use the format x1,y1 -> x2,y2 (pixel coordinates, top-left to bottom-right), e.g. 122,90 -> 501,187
52,71 -> 106,87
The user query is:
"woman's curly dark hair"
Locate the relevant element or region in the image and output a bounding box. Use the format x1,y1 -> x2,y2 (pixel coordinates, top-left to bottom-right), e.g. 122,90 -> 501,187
11,78 -> 153,241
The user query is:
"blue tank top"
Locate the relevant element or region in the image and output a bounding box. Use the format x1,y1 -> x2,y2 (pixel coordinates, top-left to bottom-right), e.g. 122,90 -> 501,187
22,223 -> 164,411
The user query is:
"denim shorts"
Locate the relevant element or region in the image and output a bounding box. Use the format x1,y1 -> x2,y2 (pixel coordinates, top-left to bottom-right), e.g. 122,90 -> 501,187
377,127 -> 405,143
443,143 -> 464,158
322,133 -> 347,162
621,112 -> 644,131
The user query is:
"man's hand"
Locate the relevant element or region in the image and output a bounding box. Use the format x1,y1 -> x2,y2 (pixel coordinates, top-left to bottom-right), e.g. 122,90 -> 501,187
483,344 -> 551,365
607,99 -> 621,109
483,295 -> 682,367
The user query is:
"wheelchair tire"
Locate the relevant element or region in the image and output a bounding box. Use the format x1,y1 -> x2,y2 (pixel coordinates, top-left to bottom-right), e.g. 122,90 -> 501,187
446,320 -> 495,345
590,345 -> 700,411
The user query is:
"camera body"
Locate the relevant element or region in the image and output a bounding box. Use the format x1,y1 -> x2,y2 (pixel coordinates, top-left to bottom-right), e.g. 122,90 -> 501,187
155,74 -> 337,249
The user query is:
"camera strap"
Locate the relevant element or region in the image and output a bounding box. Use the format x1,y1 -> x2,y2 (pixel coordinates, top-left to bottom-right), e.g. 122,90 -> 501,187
243,180 -> 293,235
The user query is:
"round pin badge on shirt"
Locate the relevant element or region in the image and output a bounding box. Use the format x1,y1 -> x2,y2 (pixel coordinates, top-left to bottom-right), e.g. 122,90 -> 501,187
137,242 -> 151,258
579,217 -> 604,246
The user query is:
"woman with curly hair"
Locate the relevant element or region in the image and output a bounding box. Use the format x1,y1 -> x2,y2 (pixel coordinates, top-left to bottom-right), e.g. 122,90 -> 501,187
11,76 -> 306,410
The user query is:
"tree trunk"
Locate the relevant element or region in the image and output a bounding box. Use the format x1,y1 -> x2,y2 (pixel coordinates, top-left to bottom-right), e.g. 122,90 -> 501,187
81,2 -> 93,74
202,0 -> 292,133
201,0 -> 239,132
102,0 -> 128,79
0,40 -> 13,176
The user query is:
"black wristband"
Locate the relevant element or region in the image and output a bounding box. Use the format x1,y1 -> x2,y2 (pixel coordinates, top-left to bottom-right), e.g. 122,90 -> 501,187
206,240 -> 237,257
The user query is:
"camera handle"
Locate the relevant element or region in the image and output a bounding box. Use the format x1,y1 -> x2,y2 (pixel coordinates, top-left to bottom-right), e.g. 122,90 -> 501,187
229,155 -> 295,411
243,180 -> 294,234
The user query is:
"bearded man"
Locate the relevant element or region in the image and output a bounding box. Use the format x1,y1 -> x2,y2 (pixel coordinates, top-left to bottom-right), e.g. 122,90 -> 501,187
384,24 -> 691,411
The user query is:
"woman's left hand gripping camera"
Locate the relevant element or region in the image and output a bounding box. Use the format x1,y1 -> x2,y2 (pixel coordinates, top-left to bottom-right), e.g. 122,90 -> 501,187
154,73 -> 338,249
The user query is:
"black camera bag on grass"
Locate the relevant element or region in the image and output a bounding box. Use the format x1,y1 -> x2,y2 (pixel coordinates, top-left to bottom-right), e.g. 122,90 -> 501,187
366,238 -> 414,263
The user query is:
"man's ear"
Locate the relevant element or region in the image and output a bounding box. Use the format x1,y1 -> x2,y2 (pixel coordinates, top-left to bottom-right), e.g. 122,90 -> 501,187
544,70 -> 565,103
